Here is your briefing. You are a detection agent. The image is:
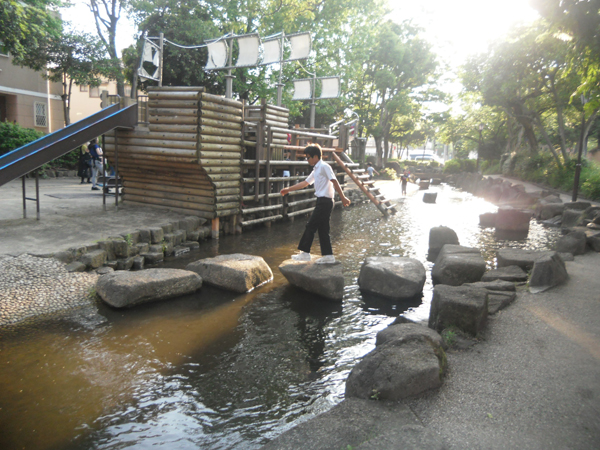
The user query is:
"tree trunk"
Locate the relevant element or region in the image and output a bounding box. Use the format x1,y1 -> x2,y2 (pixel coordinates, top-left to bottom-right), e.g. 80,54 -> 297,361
374,136 -> 383,167
533,111 -> 562,167
549,74 -> 569,161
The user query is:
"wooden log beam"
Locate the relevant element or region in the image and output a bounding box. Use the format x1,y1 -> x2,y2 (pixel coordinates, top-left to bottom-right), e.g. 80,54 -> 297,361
215,201 -> 241,210
147,92 -> 202,101
200,101 -> 242,116
200,117 -> 241,130
124,193 -> 215,212
116,159 -> 202,173
199,143 -> 243,152
149,107 -> 198,117
201,92 -> 243,109
148,100 -> 199,109
106,138 -> 197,151
149,124 -> 198,134
200,159 -> 241,167
216,208 -> 240,218
199,151 -> 241,160
147,86 -> 205,92
105,131 -> 197,143
200,108 -> 243,123
125,187 -> 215,205
116,152 -> 197,163
124,181 -> 215,197
149,116 -> 197,125
198,125 -> 242,138
287,207 -> 315,217
241,204 -> 283,214
241,215 -> 283,226
199,134 -> 242,145
124,200 -> 215,219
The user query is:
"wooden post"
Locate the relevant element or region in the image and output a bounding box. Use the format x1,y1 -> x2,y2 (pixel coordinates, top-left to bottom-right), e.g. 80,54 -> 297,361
212,217 -> 220,239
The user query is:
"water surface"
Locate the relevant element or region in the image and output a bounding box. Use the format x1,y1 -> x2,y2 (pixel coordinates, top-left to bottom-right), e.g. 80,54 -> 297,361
0,182 -> 559,449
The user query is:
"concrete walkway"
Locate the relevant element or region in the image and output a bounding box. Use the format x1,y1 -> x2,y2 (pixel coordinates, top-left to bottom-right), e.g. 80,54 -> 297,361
0,177 -> 192,256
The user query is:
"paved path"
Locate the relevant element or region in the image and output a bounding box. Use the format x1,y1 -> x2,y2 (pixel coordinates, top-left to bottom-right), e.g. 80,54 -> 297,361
0,177 -> 191,256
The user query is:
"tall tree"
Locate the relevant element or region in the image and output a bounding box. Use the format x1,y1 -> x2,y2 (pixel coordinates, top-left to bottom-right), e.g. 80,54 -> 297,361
87,0 -> 127,96
0,0 -> 61,62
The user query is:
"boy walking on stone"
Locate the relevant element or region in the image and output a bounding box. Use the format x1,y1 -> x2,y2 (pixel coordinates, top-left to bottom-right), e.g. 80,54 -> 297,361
280,144 -> 351,264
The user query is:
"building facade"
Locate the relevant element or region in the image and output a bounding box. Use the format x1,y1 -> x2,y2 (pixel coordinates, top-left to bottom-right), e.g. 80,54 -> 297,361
0,52 -> 64,132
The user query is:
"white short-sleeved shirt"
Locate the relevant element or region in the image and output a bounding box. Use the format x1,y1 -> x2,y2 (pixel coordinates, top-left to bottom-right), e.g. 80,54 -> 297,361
306,160 -> 335,198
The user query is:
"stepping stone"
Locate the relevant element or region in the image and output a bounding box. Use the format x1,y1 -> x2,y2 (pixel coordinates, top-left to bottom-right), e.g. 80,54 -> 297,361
279,259 -> 344,301
432,245 -> 486,286
187,253 -> 273,293
496,249 -> 554,272
488,291 -> 517,314
96,268 -> 202,308
481,265 -> 528,282
358,257 -> 426,300
529,252 -> 569,293
429,284 -> 488,336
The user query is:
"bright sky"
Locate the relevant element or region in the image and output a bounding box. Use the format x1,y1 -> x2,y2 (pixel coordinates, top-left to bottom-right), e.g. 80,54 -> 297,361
390,0 -> 539,66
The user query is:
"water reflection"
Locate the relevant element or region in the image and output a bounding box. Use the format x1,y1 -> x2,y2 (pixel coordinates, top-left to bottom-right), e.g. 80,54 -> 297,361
0,182 -> 560,450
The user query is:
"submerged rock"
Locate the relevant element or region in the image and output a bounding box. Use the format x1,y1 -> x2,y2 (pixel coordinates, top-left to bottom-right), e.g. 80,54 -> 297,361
186,253 -> 273,293
358,257 -> 426,300
96,268 -> 202,308
279,260 -> 344,301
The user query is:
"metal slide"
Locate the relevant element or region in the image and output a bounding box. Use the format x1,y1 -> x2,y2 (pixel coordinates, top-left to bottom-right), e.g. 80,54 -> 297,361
0,103 -> 138,187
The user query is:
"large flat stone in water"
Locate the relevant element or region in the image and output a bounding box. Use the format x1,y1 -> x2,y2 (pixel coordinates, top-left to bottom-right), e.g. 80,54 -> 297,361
279,259 -> 344,301
186,253 -> 273,293
96,268 -> 202,308
358,256 -> 426,300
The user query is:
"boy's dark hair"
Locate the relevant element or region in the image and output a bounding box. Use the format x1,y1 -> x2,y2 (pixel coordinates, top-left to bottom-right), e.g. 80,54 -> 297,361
367,162 -> 372,166
304,144 -> 322,159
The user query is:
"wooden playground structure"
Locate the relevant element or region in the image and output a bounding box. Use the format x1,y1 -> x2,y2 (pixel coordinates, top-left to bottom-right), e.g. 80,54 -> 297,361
102,87 -> 396,238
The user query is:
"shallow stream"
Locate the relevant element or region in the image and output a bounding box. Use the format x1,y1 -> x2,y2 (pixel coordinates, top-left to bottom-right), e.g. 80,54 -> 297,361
0,181 -> 560,449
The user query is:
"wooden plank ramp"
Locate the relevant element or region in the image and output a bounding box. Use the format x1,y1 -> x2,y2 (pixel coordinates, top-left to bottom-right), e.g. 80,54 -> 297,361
331,152 -> 397,217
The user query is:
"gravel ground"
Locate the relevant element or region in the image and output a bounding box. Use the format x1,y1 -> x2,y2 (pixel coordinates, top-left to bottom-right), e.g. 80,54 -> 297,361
0,254 -> 98,327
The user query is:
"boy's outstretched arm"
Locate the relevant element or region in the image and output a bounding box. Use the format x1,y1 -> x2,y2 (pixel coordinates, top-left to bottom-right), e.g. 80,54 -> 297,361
281,180 -> 309,196
331,178 -> 351,207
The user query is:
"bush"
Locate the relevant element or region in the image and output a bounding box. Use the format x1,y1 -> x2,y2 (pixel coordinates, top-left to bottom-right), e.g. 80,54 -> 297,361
461,159 -> 477,173
443,159 -> 461,174
380,167 -> 397,180
0,122 -> 45,157
482,160 -> 501,175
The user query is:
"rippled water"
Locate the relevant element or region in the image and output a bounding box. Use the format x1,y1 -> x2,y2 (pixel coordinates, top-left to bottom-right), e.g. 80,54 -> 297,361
0,182 -> 560,450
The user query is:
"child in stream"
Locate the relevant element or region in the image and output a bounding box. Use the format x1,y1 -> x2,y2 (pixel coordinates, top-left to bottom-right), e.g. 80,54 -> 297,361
280,144 -> 351,264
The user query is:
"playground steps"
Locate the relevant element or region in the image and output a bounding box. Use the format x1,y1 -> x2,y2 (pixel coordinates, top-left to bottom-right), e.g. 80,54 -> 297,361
331,153 -> 397,217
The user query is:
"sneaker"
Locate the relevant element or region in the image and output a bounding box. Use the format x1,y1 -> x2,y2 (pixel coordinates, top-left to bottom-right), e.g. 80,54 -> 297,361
291,251 -> 311,261
316,255 -> 336,264
91,187 -> 100,191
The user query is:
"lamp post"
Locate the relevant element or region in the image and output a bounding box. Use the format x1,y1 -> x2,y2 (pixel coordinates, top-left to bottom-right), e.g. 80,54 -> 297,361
572,94 -> 588,201
477,123 -> 484,172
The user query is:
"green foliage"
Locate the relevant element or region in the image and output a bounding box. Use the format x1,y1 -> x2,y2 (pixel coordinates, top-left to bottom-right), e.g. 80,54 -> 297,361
370,389 -> 380,401
441,329 -> 457,347
461,159 -> 477,173
0,122 -> 45,157
380,168 -> 397,180
0,0 -> 62,63
481,160 -> 501,175
443,159 -> 461,174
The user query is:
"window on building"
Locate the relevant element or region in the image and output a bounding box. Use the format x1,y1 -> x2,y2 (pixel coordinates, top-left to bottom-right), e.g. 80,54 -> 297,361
34,102 -> 48,127
89,86 -> 100,98
80,85 -> 88,92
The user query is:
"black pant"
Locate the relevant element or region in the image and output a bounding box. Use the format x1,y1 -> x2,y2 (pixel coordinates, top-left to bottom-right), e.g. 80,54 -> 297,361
298,197 -> 334,255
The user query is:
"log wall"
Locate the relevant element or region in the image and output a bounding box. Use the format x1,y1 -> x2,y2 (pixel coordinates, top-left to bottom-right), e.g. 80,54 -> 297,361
103,87 -> 243,220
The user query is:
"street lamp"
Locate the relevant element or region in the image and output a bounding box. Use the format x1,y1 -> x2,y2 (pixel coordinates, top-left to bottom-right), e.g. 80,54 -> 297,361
572,94 -> 588,202
477,123 -> 484,172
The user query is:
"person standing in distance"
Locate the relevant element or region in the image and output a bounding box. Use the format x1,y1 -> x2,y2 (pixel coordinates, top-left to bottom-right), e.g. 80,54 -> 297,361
366,162 -> 379,180
280,144 -> 351,264
88,138 -> 103,191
